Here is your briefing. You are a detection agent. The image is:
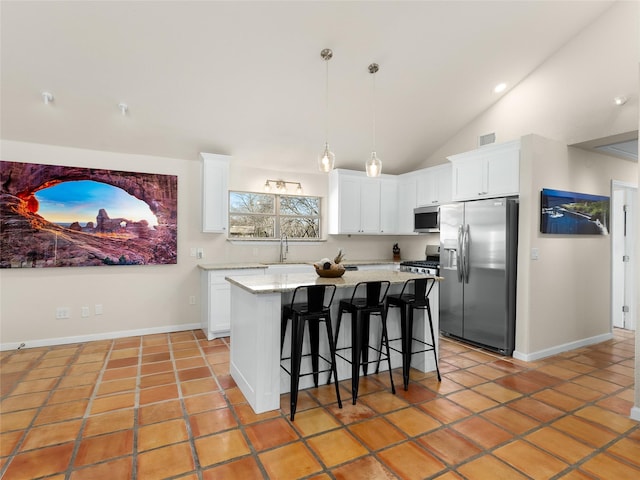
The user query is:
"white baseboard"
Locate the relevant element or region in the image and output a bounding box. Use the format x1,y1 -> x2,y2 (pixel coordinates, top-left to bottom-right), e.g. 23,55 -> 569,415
512,332 -> 614,362
0,323 -> 202,351
631,406 -> 640,422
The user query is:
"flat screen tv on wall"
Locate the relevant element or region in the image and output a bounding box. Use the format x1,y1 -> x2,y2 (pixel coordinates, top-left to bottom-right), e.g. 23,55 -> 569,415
540,188 -> 609,235
0,161 -> 177,268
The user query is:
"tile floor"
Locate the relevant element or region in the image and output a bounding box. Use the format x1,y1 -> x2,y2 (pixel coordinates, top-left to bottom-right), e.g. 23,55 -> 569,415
1,328 -> 638,480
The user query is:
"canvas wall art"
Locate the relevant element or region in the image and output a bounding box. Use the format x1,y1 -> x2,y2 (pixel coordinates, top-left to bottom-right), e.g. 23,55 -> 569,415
0,161 -> 177,268
540,188 -> 609,235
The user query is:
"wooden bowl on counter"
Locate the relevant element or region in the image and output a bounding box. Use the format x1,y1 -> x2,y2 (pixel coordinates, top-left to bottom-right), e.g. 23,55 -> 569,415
314,265 -> 346,278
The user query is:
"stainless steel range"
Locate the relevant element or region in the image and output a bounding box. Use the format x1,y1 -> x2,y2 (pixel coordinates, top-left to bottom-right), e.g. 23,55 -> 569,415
399,245 -> 440,275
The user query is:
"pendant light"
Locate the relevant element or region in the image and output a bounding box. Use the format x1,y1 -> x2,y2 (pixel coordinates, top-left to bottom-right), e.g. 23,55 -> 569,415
365,63 -> 382,177
318,48 -> 335,172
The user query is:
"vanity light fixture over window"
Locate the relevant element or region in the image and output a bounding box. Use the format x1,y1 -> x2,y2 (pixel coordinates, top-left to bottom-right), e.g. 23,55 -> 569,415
264,180 -> 303,195
365,62 -> 382,177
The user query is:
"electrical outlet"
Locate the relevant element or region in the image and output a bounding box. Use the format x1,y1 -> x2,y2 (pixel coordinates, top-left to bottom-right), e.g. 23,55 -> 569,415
190,247 -> 197,257
189,295 -> 196,305
531,248 -> 539,260
95,304 -> 103,315
55,307 -> 71,319
81,306 -> 90,318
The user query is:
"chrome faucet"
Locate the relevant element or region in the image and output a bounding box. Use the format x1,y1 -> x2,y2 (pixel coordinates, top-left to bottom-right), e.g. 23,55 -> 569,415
279,234 -> 288,262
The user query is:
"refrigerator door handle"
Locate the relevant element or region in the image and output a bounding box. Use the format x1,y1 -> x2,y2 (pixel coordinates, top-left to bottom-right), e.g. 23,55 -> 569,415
463,224 -> 470,283
456,225 -> 464,282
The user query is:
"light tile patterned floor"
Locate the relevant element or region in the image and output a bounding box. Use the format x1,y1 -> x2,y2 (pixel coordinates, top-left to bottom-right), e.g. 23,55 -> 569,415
1,329 -> 638,479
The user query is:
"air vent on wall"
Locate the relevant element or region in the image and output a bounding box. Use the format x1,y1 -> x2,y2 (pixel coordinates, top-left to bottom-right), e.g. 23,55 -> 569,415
478,132 -> 496,147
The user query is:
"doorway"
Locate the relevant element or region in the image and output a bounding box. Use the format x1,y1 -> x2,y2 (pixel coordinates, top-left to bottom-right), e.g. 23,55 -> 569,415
611,180 -> 637,330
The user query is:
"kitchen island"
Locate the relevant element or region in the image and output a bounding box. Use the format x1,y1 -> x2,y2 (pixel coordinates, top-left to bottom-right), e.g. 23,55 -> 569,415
226,270 -> 441,413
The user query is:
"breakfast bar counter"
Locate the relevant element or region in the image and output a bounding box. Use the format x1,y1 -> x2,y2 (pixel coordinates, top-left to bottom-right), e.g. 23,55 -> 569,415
227,270 -> 441,413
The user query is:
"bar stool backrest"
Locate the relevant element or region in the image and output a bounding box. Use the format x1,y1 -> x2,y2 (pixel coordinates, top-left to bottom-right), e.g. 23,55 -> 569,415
290,285 -> 336,314
349,281 -> 390,307
399,277 -> 436,307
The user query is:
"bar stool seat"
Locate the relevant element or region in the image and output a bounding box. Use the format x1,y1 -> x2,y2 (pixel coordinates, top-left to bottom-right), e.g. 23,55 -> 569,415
333,281 -> 395,404
280,284 -> 342,420
380,277 -> 441,390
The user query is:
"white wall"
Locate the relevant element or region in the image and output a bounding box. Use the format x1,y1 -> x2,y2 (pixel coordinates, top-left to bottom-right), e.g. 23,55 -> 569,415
0,140 -> 430,348
515,135 -> 637,358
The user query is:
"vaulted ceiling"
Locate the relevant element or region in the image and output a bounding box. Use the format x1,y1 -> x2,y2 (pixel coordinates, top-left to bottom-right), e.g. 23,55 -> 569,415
1,1 -> 621,174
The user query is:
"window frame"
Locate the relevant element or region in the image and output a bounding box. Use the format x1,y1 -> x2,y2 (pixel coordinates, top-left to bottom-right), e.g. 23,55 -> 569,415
228,190 -> 322,241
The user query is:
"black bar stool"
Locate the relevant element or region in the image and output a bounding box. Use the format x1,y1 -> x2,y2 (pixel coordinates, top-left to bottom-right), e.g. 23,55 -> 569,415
333,281 -> 395,404
280,284 -> 342,420
379,277 -> 441,390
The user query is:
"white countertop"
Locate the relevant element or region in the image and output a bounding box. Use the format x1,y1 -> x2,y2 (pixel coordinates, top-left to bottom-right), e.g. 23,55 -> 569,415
225,270 -> 441,294
198,259 -> 400,271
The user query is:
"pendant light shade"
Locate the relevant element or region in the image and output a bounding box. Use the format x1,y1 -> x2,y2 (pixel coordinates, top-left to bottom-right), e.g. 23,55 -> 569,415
366,151 -> 382,177
318,48 -> 335,172
365,63 -> 382,177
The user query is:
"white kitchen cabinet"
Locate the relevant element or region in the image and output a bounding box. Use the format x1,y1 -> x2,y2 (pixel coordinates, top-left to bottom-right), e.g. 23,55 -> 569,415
416,164 -> 452,206
201,267 -> 264,339
379,177 -> 398,234
397,172 -> 418,235
328,169 -> 397,235
201,153 -> 230,233
448,140 -> 520,201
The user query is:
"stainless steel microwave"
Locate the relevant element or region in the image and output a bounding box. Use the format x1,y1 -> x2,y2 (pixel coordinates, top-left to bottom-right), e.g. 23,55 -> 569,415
414,205 -> 440,233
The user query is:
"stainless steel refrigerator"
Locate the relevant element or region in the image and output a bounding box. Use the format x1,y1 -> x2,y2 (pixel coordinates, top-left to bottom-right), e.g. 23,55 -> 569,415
439,197 -> 518,355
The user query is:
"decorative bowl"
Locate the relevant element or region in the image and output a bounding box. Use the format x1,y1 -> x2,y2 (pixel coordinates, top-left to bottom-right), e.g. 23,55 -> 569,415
315,265 -> 346,278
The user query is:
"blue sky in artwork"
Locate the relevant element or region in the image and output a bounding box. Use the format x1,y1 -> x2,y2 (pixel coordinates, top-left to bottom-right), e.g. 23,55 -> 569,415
35,180 -> 158,226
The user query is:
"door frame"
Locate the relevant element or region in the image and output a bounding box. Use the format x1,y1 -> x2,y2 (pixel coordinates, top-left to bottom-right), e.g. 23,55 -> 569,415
611,180 -> 637,331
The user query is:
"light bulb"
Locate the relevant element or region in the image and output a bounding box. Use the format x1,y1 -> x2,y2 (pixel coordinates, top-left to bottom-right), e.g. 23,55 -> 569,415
264,181 -> 271,193
318,143 -> 335,172
366,151 -> 382,177
296,183 -> 303,195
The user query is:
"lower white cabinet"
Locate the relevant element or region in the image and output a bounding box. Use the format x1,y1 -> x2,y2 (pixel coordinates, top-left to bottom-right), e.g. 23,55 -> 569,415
201,268 -> 264,340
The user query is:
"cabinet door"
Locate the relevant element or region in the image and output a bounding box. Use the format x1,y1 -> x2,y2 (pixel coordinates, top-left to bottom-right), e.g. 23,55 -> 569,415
359,179 -> 381,233
452,157 -> 484,201
339,175 -> 362,234
416,170 -> 437,206
379,178 -> 397,234
485,148 -> 519,196
397,175 -> 417,234
201,153 -> 230,233
435,164 -> 452,204
210,280 -> 231,334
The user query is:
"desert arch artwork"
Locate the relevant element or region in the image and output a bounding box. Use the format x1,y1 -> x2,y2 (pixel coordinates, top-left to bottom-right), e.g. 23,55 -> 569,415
0,161 -> 177,268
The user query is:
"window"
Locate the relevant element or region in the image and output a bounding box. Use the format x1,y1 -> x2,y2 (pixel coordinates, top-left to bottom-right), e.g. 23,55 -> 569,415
229,191 -> 320,239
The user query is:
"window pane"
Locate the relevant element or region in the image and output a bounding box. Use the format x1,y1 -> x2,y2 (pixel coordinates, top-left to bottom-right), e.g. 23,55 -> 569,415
280,196 -> 319,216
229,214 -> 275,238
229,192 -> 274,214
281,217 -> 320,238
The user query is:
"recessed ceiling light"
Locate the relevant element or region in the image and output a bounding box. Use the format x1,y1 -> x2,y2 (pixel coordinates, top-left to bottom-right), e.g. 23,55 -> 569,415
614,96 -> 627,106
41,92 -> 54,104
493,83 -> 507,94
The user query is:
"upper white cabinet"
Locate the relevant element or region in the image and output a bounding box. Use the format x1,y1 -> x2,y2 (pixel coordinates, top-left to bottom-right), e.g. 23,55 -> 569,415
328,169 -> 397,235
448,139 -> 520,201
416,164 -> 452,206
201,153 -> 230,233
396,172 -> 418,235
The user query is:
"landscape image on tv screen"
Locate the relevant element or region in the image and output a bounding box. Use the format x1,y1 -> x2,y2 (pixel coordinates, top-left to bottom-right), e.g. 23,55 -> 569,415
0,161 -> 177,268
540,188 -> 609,235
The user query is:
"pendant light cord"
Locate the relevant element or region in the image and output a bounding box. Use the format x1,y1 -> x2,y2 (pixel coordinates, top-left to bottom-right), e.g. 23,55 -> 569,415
372,70 -> 376,152
325,57 -> 329,145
